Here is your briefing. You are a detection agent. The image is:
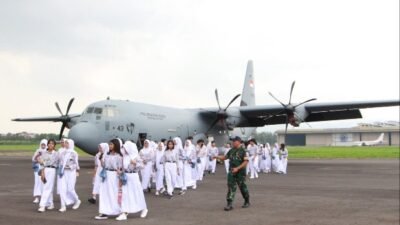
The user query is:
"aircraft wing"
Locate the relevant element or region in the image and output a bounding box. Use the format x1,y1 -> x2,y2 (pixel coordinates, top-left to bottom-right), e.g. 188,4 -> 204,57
239,100 -> 400,127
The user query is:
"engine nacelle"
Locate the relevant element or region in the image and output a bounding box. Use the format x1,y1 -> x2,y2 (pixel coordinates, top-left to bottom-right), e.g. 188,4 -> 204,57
289,105 -> 309,127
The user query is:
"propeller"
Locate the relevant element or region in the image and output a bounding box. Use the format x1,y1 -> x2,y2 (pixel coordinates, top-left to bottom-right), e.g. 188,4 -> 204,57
54,98 -> 75,140
206,89 -> 241,133
266,81 -> 316,142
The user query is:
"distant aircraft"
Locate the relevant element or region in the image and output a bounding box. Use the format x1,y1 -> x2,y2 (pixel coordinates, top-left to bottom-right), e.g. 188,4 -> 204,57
333,133 -> 385,146
12,61 -> 400,155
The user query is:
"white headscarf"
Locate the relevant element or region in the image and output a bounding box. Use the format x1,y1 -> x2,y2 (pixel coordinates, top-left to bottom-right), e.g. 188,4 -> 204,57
99,143 -> 109,154
150,141 -> 157,151
123,141 -> 139,160
66,139 -> 75,152
157,142 -> 165,151
266,143 -> 271,150
173,137 -> 183,151
39,139 -> 48,150
184,140 -> 195,151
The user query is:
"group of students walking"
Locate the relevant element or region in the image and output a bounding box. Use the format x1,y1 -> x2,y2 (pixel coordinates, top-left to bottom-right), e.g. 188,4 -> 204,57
32,138 -> 81,213
222,140 -> 289,179
31,136 -> 288,219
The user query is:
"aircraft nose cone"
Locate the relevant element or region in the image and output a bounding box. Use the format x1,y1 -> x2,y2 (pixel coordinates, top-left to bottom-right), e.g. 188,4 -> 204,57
68,123 -> 100,155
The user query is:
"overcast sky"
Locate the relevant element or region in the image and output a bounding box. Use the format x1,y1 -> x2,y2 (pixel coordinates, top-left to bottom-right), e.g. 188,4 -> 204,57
0,0 -> 398,134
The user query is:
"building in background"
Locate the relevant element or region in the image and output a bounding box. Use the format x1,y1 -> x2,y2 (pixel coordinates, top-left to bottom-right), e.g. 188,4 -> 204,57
276,122 -> 400,146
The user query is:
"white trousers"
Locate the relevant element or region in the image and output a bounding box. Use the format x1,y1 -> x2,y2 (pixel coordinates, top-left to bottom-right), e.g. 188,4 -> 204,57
208,159 -> 217,173
140,162 -> 153,190
175,160 -> 184,188
182,162 -> 195,190
155,163 -> 165,191
249,156 -> 259,178
39,168 -> 55,207
164,163 -> 177,195
259,157 -> 271,172
92,168 -> 102,195
121,173 -> 147,213
59,169 -> 79,207
196,157 -> 206,181
99,171 -> 121,216
33,171 -> 43,197
281,158 -> 288,174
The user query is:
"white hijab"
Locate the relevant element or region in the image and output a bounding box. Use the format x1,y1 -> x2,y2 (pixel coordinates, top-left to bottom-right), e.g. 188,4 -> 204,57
99,143 -> 109,154
123,141 -> 139,160
157,142 -> 165,151
39,139 -> 48,150
173,137 -> 183,151
184,140 -> 195,151
142,139 -> 151,151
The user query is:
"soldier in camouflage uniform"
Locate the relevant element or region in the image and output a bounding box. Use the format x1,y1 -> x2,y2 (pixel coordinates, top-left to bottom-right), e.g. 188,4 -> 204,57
215,136 -> 250,211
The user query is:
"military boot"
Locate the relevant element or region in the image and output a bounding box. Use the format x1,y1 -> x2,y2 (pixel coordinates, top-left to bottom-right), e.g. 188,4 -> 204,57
224,201 -> 233,211
242,199 -> 250,208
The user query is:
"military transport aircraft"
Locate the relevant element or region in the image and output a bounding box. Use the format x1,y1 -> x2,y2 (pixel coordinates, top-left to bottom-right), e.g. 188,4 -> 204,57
12,61 -> 400,155
332,133 -> 385,147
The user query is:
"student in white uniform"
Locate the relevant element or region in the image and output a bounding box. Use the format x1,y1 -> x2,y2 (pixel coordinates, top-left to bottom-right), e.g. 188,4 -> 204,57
116,141 -> 148,220
195,139 -> 207,181
32,139 -> 47,204
223,143 -> 231,174
88,143 -> 109,204
279,143 -> 288,174
58,139 -> 81,212
173,137 -> 184,190
37,139 -> 59,212
154,142 -> 166,196
163,140 -> 179,199
140,140 -> 155,192
95,139 -> 123,220
207,141 -> 219,174
259,143 -> 272,173
56,139 -> 66,196
271,143 -> 283,173
180,140 -> 197,195
247,139 -> 259,179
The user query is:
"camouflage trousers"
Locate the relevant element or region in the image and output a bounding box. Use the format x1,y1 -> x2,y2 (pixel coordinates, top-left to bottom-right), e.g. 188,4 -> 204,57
226,172 -> 249,203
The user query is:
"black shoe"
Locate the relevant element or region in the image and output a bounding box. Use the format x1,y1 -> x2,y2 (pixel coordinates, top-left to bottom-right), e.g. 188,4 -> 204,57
224,203 -> 233,211
242,201 -> 250,208
88,198 -> 96,204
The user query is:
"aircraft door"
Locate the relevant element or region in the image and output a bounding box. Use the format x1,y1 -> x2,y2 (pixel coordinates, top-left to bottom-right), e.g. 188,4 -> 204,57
137,133 -> 147,150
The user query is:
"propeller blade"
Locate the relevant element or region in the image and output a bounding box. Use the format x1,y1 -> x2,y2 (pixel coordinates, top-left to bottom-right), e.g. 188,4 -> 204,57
214,89 -> 222,110
65,98 -> 75,115
59,123 -> 66,140
268,92 -> 286,107
206,118 -> 220,133
293,98 -> 317,108
224,94 -> 241,111
284,115 -> 289,143
55,102 -> 63,116
288,81 -> 295,105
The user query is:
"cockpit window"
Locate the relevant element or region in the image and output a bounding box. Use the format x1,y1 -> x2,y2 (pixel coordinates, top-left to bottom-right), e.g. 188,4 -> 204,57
84,107 -> 103,114
86,107 -> 94,114
94,108 -> 103,114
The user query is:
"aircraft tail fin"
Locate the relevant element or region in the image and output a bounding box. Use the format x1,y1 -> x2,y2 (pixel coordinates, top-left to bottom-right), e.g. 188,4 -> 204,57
240,60 -> 256,106
377,133 -> 385,142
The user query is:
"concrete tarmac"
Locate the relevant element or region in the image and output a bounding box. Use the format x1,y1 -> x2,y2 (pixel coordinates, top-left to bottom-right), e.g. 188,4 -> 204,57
0,156 -> 398,225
